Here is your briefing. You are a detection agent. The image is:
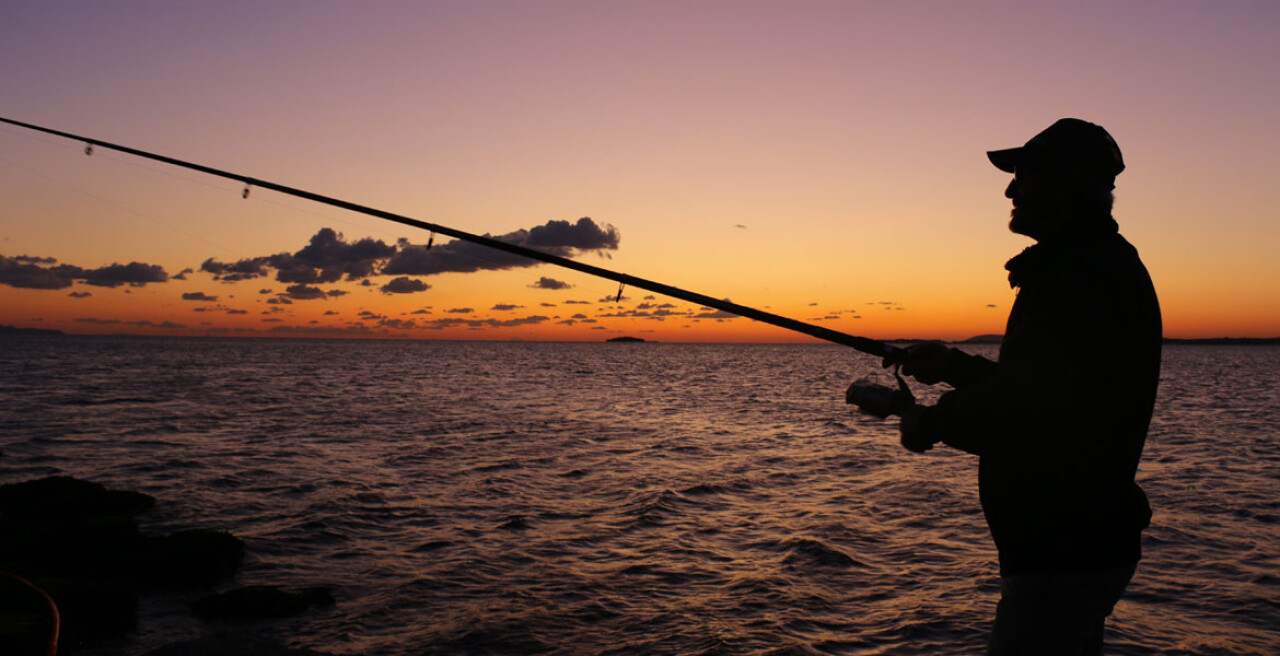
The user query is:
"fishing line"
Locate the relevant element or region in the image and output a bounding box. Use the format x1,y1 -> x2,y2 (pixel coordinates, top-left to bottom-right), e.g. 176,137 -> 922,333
0,115 -> 903,361
75,146 -> 614,306
0,120 -> 627,307
0,149 -> 242,263
3,125 -> 719,326
0,126 -> 526,302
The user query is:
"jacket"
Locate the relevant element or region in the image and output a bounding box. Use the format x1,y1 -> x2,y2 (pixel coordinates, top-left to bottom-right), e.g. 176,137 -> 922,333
920,223 -> 1162,575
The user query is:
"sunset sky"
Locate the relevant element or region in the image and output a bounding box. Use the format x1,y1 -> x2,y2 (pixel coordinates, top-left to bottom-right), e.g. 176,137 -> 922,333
3,1 -> 1278,342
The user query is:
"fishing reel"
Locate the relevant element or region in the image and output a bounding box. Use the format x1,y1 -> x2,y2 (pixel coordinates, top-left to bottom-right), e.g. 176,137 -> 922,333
845,366 -> 915,419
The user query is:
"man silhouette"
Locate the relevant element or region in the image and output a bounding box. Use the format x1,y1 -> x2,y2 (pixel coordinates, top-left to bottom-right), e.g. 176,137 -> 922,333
895,119 -> 1162,655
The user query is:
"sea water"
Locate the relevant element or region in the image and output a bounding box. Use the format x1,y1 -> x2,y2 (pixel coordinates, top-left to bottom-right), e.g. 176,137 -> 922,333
1,336 -> 1277,655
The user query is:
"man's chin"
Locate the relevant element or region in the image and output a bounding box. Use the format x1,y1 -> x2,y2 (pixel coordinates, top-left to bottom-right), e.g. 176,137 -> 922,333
1008,212 -> 1034,238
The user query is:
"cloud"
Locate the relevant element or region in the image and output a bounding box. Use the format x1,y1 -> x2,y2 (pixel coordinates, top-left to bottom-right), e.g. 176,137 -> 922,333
69,291 -> 91,299
129,320 -> 185,329
530,276 -> 572,290
13,255 -> 57,265
446,307 -> 474,314
203,228 -> 396,283
81,262 -> 168,288
380,277 -> 431,294
281,284 -> 340,300
491,303 -> 523,311
266,230 -> 392,283
383,217 -> 618,276
377,318 -> 418,330
182,292 -> 219,302
1,254 -> 168,290
692,309 -> 740,320
200,219 -> 616,289
421,315 -> 551,330
201,257 -> 270,282
266,324 -> 375,336
78,318 -> 184,329
172,268 -> 194,281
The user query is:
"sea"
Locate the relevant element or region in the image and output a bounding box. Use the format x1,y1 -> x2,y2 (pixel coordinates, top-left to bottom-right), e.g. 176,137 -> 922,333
1,336 -> 1277,656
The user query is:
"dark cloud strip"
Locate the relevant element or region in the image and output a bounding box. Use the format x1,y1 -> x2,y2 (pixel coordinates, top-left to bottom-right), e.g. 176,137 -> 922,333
200,218 -> 618,287
1,254 -> 168,290
383,217 -> 618,277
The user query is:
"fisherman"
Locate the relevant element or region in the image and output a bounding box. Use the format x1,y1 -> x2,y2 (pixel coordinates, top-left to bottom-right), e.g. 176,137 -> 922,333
893,119 -> 1162,654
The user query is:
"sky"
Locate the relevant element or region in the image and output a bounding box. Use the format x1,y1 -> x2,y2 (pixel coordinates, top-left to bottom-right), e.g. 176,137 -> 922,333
2,0 -> 1278,343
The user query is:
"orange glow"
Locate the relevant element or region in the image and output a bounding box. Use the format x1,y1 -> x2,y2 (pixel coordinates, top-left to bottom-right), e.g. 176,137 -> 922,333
2,3 -> 1278,341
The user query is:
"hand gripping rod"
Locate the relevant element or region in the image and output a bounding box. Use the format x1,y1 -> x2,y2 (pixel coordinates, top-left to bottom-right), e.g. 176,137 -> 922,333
0,115 -> 902,361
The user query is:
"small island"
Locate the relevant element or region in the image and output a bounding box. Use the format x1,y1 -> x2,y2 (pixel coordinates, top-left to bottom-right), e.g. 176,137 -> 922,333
606,336 -> 646,343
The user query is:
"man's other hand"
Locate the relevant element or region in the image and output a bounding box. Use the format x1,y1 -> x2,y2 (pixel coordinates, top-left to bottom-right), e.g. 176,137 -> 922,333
899,404 -> 937,453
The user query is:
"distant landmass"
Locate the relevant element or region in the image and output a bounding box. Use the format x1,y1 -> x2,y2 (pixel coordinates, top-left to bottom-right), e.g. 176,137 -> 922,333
0,325 -> 65,337
1,325 -> 1277,346
942,335 -> 1280,346
1163,337 -> 1280,345
958,334 -> 1003,344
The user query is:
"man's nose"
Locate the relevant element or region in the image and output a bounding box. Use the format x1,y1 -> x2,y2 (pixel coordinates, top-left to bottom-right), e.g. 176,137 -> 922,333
1005,178 -> 1017,199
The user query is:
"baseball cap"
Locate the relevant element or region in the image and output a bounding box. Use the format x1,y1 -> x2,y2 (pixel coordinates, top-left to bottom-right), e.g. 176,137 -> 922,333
987,118 -> 1125,181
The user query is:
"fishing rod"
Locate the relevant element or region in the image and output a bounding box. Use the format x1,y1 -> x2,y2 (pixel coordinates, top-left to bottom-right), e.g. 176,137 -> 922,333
0,116 -> 909,376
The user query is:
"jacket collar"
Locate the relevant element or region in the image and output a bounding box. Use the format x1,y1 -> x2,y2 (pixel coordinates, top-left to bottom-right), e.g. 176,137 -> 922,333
1005,216 -> 1119,289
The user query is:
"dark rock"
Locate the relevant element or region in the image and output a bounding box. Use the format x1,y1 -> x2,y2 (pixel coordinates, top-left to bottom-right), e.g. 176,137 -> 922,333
0,476 -> 155,523
3,514 -> 145,579
192,585 -> 335,620
40,577 -> 139,640
142,530 -> 245,586
0,611 -> 49,656
143,633 -> 333,656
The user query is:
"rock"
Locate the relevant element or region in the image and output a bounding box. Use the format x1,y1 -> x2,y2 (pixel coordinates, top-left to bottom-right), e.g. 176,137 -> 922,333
192,585 -> 335,620
142,530 -> 245,586
40,577 -> 139,641
3,514 -> 145,579
0,476 -> 155,524
143,633 -> 333,656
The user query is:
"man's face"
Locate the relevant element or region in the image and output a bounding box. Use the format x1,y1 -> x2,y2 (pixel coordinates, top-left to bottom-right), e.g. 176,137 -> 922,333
1005,165 -> 1069,240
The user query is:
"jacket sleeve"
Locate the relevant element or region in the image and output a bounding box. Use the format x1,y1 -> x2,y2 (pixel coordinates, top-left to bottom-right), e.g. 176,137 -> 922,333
941,348 -> 999,389
920,283 -> 1115,457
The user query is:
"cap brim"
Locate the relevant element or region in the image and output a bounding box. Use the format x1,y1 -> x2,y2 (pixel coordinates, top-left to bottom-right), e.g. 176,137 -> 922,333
987,148 -> 1021,173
